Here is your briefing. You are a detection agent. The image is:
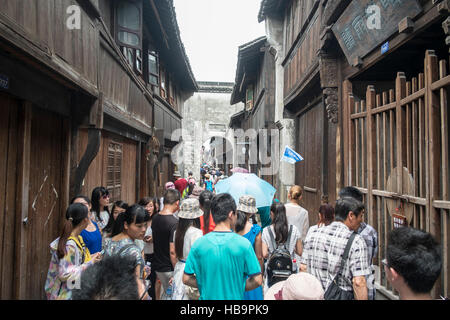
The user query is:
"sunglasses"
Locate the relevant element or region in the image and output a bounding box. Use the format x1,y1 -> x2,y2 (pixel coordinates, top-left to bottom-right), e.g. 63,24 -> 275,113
102,194 -> 110,199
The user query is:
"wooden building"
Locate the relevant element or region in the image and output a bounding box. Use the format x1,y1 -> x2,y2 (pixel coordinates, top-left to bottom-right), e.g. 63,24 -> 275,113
0,0 -> 196,299
230,36 -> 279,191
259,0 -> 450,299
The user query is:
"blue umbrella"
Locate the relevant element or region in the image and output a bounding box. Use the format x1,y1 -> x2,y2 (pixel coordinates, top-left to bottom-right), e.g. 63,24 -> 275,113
214,172 -> 276,208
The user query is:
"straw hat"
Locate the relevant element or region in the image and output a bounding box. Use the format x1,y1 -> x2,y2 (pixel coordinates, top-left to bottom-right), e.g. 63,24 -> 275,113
204,173 -> 210,179
173,171 -> 181,177
264,272 -> 324,300
178,198 -> 204,219
236,195 -> 258,214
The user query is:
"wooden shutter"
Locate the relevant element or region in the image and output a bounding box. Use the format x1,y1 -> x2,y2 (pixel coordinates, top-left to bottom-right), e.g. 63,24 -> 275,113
107,142 -> 123,203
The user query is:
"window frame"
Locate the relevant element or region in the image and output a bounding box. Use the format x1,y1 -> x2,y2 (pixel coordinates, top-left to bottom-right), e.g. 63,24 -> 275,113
115,0 -> 143,50
148,50 -> 159,87
115,0 -> 143,75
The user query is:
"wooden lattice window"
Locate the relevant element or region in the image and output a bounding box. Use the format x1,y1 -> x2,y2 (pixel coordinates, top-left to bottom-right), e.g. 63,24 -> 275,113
107,142 -> 123,203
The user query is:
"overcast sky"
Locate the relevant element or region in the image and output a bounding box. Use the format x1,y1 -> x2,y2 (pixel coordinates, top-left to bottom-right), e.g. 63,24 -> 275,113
173,0 -> 266,83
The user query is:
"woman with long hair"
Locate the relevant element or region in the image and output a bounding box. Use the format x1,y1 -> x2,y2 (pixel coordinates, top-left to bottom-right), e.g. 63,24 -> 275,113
171,198 -> 203,300
45,203 -> 102,300
91,186 -> 111,231
261,201 -> 303,288
104,205 -> 151,299
139,196 -> 159,300
71,195 -> 102,255
199,190 -> 215,235
103,200 -> 129,239
235,195 -> 264,300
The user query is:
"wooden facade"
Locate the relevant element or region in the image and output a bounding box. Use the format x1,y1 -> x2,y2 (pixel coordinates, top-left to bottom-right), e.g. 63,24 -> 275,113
230,37 -> 279,192
0,0 -> 196,299
345,51 -> 450,298
259,0 -> 449,298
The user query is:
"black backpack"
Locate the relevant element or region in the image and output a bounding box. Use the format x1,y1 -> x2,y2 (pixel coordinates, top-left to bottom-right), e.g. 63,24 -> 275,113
266,225 -> 294,287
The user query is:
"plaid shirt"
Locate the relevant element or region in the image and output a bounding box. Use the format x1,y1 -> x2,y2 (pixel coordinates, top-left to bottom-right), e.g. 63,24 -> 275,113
357,222 -> 378,300
301,222 -> 371,292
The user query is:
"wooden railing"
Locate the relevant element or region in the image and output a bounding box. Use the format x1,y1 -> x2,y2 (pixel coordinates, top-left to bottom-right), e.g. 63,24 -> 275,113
344,50 -> 450,298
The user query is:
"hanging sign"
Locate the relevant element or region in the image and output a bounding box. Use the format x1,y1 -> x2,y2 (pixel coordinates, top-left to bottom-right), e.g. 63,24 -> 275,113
393,207 -> 407,229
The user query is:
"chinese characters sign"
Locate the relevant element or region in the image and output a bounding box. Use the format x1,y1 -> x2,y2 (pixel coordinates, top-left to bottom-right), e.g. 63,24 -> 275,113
332,0 -> 422,65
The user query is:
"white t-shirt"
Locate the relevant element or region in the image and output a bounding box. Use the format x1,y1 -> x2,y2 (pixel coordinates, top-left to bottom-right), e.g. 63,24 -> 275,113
284,203 -> 309,242
173,226 -> 203,260
261,224 -> 301,258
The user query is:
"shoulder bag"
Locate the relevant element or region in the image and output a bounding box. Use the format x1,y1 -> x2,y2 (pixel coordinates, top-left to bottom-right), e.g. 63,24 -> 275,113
324,232 -> 357,300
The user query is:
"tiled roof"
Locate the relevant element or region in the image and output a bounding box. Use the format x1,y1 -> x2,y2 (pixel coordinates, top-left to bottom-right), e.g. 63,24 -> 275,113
230,36 -> 267,105
258,0 -> 285,22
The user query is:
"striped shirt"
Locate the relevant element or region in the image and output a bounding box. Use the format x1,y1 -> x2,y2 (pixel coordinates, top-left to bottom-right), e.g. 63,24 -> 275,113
301,221 -> 371,292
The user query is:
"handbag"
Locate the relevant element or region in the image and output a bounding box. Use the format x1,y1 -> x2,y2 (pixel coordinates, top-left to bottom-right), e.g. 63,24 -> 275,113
324,232 -> 357,300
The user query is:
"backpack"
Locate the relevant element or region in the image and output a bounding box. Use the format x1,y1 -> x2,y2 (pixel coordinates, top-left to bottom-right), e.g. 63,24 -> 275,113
266,225 -> 294,288
205,180 -> 213,192
182,186 -> 189,199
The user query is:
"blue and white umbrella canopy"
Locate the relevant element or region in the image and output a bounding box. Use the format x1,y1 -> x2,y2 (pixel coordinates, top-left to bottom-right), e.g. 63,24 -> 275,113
214,172 -> 276,208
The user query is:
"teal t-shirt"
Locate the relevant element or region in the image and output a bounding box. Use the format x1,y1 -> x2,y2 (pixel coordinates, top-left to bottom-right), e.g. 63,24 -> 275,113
184,231 -> 261,300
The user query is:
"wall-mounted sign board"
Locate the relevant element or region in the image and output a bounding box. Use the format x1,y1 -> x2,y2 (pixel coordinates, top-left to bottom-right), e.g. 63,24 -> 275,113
332,0 -> 422,66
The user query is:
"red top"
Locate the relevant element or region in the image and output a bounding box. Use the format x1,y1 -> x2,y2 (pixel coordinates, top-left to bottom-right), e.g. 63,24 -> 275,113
199,214 -> 216,235
174,178 -> 188,195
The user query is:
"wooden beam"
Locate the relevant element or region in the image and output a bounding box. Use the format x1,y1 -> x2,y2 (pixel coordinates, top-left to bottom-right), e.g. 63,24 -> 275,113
70,127 -> 101,198
149,0 -> 170,49
0,15 -> 99,98
14,102 -> 32,299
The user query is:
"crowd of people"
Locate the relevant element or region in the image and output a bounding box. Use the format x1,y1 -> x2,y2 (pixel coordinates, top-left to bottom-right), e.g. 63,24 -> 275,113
44,169 -> 444,301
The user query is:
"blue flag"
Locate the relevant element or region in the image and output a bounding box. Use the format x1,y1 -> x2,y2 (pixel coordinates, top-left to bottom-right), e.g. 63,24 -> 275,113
281,145 -> 304,164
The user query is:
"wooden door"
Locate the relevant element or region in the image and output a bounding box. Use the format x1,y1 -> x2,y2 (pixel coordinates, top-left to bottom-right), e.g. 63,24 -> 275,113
0,93 -> 19,299
296,101 -> 324,226
344,50 -> 450,298
25,106 -> 66,299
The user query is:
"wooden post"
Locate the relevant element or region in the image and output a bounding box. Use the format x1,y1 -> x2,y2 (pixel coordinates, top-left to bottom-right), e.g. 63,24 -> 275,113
366,85 -> 377,230
439,59 -> 449,202
14,102 -> 32,299
439,58 -> 450,299
425,49 -> 442,298
136,141 -> 142,202
342,80 -> 352,190
395,72 -> 406,196
348,94 -> 356,186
